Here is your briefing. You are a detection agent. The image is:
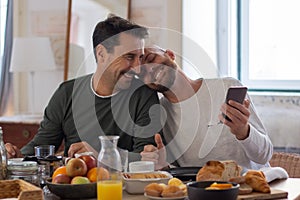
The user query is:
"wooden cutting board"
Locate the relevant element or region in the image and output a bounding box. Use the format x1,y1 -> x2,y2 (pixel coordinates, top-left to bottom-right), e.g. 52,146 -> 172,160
237,188 -> 288,200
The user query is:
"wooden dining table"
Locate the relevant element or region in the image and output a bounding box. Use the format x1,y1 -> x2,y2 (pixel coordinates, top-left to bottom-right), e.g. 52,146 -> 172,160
44,178 -> 300,200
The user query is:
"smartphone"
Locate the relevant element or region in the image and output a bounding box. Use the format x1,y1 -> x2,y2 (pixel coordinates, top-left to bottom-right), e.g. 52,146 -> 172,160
223,86 -> 248,121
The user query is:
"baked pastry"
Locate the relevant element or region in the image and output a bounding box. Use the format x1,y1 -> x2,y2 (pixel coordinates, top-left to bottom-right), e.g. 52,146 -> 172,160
124,173 -> 168,179
144,183 -> 164,197
161,185 -> 185,198
196,160 -> 242,181
245,170 -> 271,193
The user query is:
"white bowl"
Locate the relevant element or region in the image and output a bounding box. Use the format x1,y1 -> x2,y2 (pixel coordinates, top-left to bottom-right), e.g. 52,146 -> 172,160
129,161 -> 155,173
123,171 -> 172,194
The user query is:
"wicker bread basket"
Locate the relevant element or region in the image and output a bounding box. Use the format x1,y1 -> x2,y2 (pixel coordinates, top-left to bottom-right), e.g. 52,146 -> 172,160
0,179 -> 43,200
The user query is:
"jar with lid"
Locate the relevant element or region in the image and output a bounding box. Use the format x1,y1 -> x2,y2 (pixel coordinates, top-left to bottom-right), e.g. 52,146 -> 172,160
7,160 -> 39,186
97,136 -> 122,200
0,127 -> 7,180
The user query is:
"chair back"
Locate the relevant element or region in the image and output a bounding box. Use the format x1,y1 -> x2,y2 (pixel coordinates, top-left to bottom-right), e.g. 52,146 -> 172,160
269,152 -> 300,178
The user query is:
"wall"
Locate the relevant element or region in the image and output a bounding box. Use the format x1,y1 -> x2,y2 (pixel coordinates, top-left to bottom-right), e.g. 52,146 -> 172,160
131,0 -> 182,62
12,0 -> 68,115
251,94 -> 300,153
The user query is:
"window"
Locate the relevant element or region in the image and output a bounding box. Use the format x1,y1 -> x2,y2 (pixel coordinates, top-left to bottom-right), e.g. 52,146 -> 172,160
239,0 -> 300,91
183,0 -> 300,91
182,0 -> 218,80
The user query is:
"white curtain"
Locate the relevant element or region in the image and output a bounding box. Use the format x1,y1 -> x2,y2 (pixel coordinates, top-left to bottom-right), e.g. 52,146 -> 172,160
0,0 -> 13,115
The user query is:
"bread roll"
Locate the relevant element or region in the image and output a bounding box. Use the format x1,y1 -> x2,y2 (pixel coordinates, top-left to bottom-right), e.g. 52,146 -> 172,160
144,183 -> 164,197
161,185 -> 185,198
196,160 -> 242,181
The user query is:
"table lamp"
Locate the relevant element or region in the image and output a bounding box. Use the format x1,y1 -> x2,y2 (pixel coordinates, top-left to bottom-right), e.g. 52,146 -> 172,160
10,37 -> 57,115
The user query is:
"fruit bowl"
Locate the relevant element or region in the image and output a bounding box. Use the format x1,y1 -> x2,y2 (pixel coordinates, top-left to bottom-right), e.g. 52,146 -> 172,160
46,179 -> 97,199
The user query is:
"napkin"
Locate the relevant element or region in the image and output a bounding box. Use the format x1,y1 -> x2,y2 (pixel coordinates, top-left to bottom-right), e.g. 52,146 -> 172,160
259,167 -> 289,183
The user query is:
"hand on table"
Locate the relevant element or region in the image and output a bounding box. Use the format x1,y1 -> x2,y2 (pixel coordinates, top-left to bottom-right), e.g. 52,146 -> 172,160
219,99 -> 251,140
68,141 -> 98,158
140,133 -> 169,170
5,143 -> 23,158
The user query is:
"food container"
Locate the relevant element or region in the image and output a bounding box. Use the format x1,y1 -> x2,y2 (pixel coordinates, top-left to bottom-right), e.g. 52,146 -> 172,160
7,160 -> 39,186
187,181 -> 239,200
123,171 -> 172,194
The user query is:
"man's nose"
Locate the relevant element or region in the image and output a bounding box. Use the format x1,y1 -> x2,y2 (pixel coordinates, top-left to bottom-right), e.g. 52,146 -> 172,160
131,58 -> 141,74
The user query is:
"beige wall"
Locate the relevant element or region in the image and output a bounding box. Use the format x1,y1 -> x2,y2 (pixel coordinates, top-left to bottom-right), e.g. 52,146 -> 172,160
131,0 -> 182,65
12,0 -> 67,115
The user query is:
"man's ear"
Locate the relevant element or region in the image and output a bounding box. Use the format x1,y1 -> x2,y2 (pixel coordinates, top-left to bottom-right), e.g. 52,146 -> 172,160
95,44 -> 106,63
165,49 -> 175,60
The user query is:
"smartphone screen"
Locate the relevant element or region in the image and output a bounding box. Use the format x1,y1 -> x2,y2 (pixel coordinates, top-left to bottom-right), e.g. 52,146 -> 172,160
225,86 -> 248,104
223,86 -> 248,121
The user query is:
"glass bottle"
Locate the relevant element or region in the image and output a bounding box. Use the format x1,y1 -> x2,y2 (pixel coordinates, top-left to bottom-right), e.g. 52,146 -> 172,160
0,127 -> 7,180
97,136 -> 122,200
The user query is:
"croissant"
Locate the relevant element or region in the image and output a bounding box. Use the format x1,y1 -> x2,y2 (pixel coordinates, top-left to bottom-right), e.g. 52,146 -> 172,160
245,170 -> 271,193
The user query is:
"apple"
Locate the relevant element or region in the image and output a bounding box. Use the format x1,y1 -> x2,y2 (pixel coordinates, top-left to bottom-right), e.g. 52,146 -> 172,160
52,174 -> 71,184
66,158 -> 88,177
78,155 -> 97,171
71,176 -> 91,184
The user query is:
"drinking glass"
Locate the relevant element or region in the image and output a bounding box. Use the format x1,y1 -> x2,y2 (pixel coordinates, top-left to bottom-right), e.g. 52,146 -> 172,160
34,145 -> 55,158
34,145 -> 55,187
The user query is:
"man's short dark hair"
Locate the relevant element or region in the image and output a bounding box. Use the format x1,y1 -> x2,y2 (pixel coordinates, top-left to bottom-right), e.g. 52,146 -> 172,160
92,14 -> 149,57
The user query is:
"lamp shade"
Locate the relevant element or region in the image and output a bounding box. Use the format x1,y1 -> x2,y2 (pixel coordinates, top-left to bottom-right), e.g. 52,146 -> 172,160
10,37 -> 56,72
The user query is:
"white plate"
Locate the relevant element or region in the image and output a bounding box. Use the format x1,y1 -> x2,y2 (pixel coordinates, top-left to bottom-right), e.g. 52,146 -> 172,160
144,193 -> 187,200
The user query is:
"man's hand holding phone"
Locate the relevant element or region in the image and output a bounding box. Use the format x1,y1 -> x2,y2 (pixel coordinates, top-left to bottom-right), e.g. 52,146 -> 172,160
219,86 -> 251,140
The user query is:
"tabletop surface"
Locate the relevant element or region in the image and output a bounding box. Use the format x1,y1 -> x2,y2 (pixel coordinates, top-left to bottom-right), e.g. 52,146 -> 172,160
44,178 -> 300,200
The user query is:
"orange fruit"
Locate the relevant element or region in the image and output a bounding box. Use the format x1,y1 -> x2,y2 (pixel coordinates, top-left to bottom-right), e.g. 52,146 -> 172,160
168,177 -> 183,186
52,166 -> 67,179
207,182 -> 233,189
87,167 -> 110,182
87,167 -> 98,182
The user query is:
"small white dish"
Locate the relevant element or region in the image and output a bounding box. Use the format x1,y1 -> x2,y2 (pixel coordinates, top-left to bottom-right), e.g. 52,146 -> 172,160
129,161 -> 155,173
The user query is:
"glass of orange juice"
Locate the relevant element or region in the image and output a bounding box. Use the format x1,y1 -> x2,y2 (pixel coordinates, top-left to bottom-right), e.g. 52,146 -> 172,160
97,180 -> 122,200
